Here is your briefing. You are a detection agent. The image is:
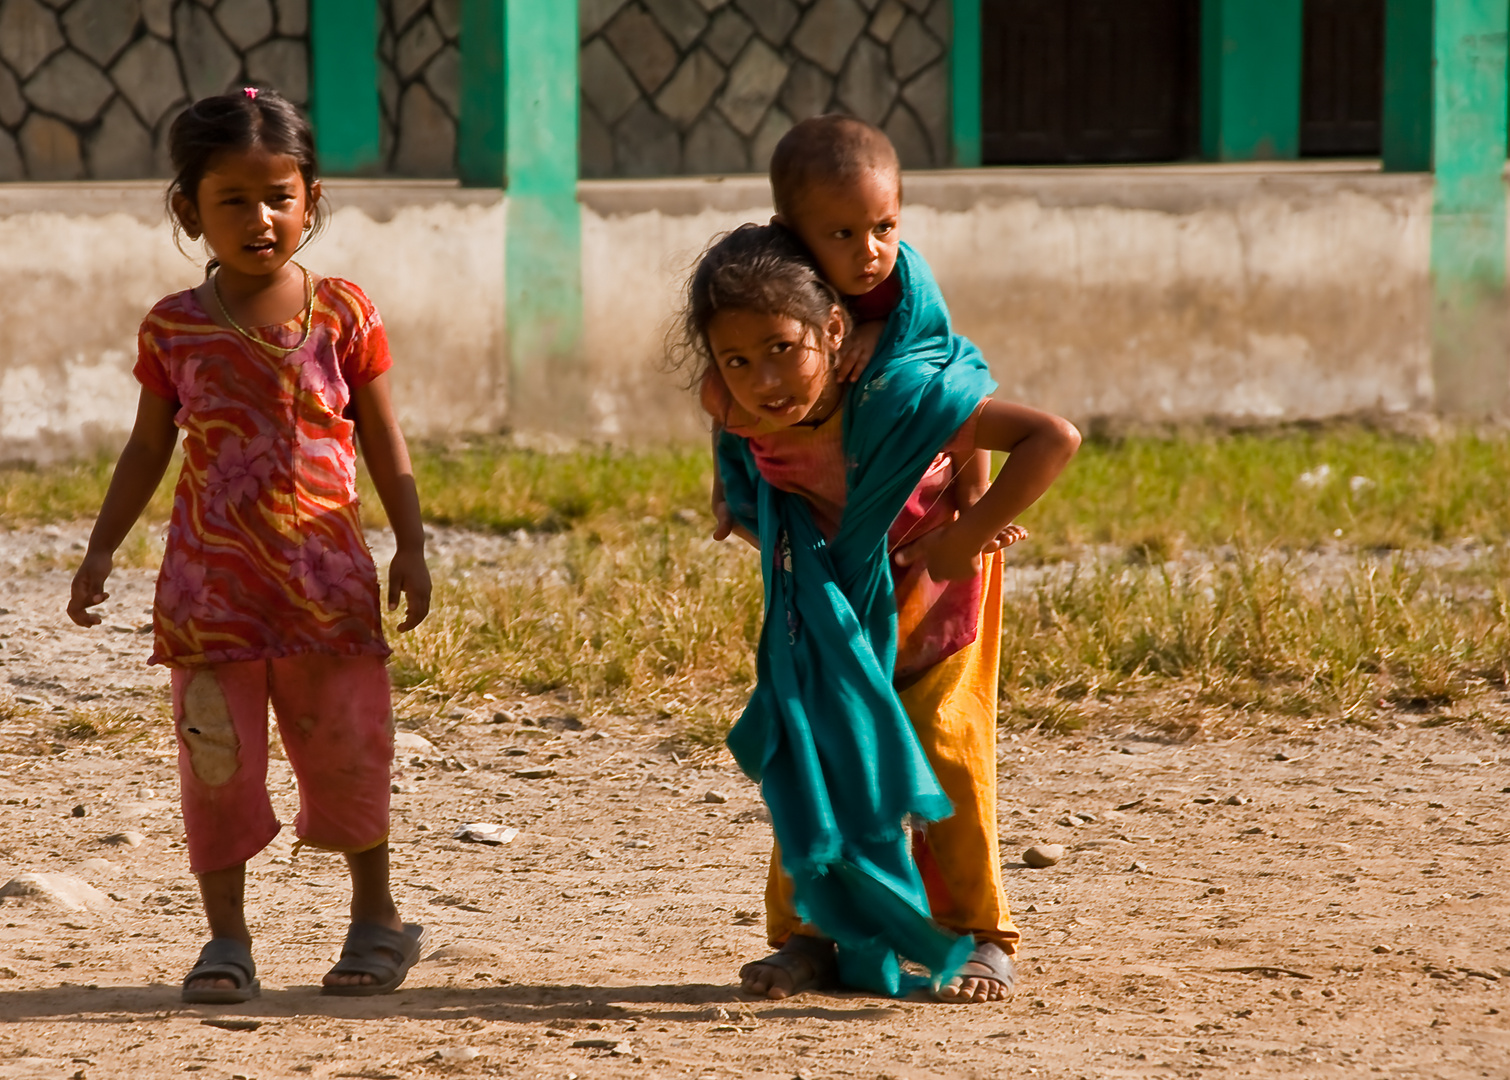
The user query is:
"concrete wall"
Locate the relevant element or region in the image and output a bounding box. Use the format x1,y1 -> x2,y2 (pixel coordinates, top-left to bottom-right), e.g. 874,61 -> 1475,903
0,180 -> 503,462
581,162 -> 1435,440
0,163 -> 1435,461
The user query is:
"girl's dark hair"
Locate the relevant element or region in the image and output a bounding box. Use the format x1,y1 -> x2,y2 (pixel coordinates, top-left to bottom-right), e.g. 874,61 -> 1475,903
165,88 -> 327,265
673,223 -> 849,384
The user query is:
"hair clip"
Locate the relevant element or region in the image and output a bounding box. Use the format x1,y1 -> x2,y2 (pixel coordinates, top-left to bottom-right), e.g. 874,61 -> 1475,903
243,87 -> 259,99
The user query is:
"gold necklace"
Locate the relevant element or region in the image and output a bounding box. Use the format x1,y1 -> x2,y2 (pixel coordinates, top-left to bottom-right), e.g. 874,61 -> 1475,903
212,262 -> 313,356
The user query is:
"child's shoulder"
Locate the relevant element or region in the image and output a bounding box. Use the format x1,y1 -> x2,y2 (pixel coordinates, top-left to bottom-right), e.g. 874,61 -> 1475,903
139,288 -> 208,338
314,276 -> 382,322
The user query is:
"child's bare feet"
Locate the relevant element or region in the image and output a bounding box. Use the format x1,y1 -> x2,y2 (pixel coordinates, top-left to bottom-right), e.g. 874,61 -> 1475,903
934,941 -> 1016,1004
738,935 -> 837,1000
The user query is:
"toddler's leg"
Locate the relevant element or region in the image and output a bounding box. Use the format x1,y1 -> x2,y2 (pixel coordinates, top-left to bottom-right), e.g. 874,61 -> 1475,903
269,655 -> 415,990
173,662 -> 279,996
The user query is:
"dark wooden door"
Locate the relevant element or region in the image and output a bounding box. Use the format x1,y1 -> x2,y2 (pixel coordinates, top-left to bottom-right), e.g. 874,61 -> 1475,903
1301,0 -> 1384,155
982,0 -> 1199,165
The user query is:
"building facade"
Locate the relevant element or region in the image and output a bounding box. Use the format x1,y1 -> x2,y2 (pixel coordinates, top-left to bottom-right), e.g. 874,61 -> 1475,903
0,0 -> 1430,182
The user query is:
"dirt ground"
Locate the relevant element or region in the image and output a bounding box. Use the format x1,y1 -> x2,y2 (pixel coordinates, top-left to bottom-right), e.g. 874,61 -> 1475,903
1,527 -> 1508,1080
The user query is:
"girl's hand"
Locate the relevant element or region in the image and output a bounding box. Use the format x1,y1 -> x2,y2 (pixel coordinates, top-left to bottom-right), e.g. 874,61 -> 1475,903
67,550 -> 115,627
892,522 -> 1028,581
985,523 -> 1029,552
836,320 -> 884,383
713,497 -> 734,541
387,550 -> 431,632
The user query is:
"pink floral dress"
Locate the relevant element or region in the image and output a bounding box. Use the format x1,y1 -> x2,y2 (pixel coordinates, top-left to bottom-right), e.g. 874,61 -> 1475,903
134,278 -> 392,667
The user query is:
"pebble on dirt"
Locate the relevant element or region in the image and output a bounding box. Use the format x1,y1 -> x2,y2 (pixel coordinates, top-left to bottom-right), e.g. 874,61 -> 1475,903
0,872 -> 114,912
70,805 -> 86,817
703,790 -> 728,804
395,732 -> 439,757
99,831 -> 145,848
453,823 -> 519,845
1022,844 -> 1064,868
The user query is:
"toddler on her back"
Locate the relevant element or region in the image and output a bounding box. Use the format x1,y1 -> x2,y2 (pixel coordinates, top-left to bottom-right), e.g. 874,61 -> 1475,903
698,117 -> 1068,1004
67,89 -> 431,1003
692,220 -> 1078,1001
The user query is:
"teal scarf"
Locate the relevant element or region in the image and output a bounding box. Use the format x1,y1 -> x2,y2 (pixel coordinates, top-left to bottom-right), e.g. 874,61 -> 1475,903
718,242 -> 997,995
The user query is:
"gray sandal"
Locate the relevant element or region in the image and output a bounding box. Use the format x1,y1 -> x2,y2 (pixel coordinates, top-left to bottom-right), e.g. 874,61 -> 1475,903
935,940 -> 1017,1001
321,922 -> 428,997
182,938 -> 260,1004
738,934 -> 838,997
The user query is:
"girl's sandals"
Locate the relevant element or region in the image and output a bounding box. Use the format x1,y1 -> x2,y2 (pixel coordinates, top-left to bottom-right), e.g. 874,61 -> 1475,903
182,938 -> 260,1004
738,934 -> 838,999
934,940 -> 1016,1003
321,922 -> 428,997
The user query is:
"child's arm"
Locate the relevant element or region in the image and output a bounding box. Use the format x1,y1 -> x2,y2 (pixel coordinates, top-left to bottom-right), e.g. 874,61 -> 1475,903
67,389 -> 180,627
835,319 -> 884,383
951,447 -> 992,510
710,427 -> 758,549
895,400 -> 1080,581
351,373 -> 431,632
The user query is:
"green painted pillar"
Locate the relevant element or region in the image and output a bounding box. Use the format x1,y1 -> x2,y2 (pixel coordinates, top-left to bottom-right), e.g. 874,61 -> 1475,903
1430,0 -> 1509,416
1382,0 -> 1433,171
458,0 -> 505,186
309,0 -> 381,175
1200,0 -> 1303,161
950,0 -> 982,167
503,2 -> 584,431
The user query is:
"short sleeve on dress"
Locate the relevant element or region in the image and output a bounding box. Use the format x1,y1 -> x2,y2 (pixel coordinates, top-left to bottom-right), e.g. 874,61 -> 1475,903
133,305 -> 180,404
940,397 -> 989,457
327,279 -> 394,390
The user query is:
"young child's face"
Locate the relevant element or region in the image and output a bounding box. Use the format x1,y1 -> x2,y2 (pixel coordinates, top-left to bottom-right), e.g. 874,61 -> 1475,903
707,308 -> 844,429
781,167 -> 901,296
174,146 -> 318,279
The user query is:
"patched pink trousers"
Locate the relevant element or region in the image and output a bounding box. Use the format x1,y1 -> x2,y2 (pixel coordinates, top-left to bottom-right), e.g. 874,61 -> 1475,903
171,654 -> 394,875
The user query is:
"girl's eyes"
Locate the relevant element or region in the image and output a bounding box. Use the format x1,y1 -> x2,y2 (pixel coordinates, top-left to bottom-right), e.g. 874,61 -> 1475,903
219,194 -> 296,207
722,355 -> 747,369
832,229 -> 851,240
770,341 -> 793,355
874,222 -> 894,236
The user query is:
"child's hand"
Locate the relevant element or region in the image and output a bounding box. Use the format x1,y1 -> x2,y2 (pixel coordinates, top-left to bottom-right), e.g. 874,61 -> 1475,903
984,523 -> 1029,552
892,522 -> 1026,581
836,320 -> 884,383
67,550 -> 114,627
713,497 -> 734,541
387,549 -> 431,632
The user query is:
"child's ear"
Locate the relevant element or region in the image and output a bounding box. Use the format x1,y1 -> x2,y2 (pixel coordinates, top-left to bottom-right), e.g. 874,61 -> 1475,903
305,179 -> 323,228
825,304 -> 846,350
170,191 -> 201,240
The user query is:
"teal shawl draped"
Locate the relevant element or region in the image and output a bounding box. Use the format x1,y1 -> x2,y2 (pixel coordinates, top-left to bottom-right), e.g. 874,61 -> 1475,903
717,242 -> 997,996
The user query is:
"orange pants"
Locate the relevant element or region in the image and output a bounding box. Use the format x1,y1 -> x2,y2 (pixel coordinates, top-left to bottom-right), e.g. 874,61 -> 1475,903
765,552 -> 1020,952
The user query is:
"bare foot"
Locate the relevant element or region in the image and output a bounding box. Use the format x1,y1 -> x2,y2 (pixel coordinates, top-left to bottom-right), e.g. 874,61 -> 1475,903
738,936 -> 836,1000
739,956 -> 802,999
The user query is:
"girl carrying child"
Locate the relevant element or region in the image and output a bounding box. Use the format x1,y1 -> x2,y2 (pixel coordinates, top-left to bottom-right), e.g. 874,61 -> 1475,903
67,89 -> 430,1003
688,224 -> 1079,1001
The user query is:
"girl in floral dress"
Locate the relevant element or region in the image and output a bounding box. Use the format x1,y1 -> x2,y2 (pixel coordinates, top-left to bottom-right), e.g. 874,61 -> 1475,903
68,89 -> 431,1003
